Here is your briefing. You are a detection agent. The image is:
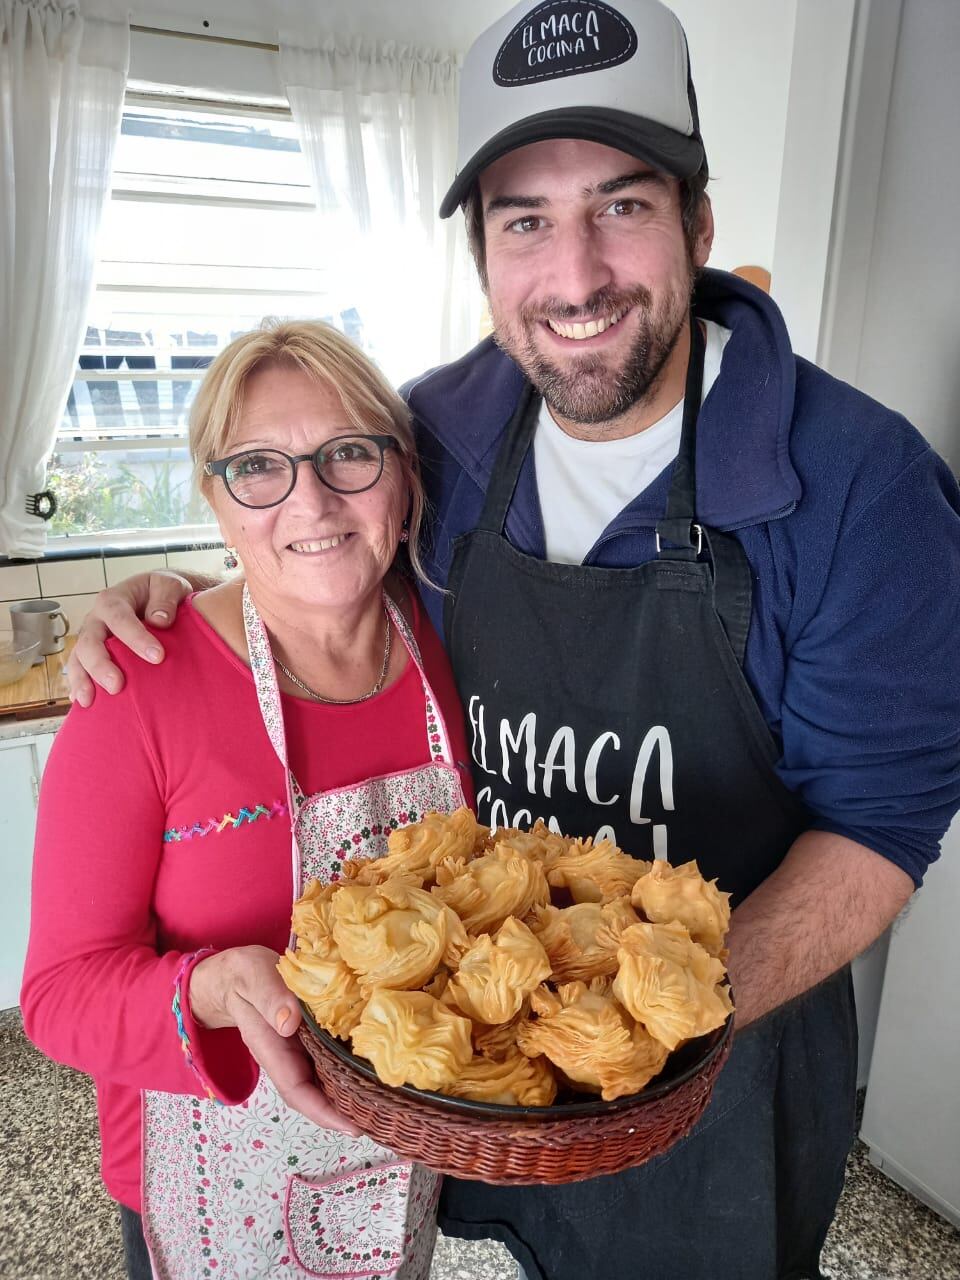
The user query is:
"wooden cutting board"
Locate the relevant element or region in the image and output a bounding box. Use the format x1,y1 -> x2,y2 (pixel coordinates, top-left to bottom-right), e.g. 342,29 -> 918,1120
0,635 -> 74,717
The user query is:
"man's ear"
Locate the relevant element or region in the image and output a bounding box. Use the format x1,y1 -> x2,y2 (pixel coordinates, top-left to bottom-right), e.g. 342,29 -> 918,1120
694,195 -> 715,269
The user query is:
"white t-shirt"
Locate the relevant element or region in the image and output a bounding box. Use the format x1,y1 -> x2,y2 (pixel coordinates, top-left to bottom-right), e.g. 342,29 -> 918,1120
533,319 -> 732,565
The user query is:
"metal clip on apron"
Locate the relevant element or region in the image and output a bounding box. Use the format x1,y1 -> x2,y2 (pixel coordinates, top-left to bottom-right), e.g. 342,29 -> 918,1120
142,586 -> 466,1280
439,317 -> 858,1280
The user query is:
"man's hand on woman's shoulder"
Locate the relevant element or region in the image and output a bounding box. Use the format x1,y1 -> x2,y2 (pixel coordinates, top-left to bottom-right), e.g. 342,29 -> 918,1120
66,569 -> 200,706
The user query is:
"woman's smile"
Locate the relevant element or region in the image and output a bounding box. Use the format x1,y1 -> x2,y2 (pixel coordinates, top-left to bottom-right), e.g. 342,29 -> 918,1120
286,532 -> 354,554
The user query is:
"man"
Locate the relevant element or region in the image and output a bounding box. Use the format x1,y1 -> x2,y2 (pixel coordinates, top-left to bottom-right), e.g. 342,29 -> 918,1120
68,2 -> 960,1276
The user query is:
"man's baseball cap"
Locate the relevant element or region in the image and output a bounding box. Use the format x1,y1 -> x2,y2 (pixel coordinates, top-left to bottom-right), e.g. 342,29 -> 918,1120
439,0 -> 705,218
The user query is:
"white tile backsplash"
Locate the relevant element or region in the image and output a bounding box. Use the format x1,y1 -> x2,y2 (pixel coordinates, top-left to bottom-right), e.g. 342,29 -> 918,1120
0,563 -> 41,601
1,547 -> 227,629
38,557 -> 106,598
104,553 -> 168,587
57,593 -> 101,633
166,548 -> 228,579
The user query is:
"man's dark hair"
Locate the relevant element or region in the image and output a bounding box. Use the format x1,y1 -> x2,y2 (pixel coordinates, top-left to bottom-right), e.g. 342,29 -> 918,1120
463,159 -> 711,292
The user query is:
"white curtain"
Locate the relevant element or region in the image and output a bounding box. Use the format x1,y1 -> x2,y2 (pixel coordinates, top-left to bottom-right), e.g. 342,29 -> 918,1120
0,0 -> 128,556
278,36 -> 482,388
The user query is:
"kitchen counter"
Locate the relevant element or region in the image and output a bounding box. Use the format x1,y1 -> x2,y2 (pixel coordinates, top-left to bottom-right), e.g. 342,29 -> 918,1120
0,713 -> 67,741
0,637 -> 73,720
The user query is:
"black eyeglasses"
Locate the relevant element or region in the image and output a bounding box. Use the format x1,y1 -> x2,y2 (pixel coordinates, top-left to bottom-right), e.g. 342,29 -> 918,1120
204,434 -> 399,509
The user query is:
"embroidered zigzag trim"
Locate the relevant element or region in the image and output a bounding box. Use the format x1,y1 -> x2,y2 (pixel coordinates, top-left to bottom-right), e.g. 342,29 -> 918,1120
163,800 -> 288,843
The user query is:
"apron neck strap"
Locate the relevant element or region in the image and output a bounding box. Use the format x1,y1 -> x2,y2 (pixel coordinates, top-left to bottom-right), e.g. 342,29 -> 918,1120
655,313 -> 706,560
243,582 -> 290,771
476,380 -> 541,535
242,582 -> 456,774
383,590 -> 457,765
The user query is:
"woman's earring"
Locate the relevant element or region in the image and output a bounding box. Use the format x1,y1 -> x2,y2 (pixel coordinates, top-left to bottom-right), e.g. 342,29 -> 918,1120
224,546 -> 239,570
399,523 -> 409,544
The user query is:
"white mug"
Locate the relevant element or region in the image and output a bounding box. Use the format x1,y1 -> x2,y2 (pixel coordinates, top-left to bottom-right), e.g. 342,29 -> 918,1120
10,599 -> 70,663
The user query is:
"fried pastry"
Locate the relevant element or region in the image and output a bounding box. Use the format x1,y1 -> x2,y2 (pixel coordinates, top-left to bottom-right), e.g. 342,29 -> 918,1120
527,897 -> 640,982
517,979 -> 669,1101
471,1004 -> 531,1060
276,947 -> 365,1039
284,811 -> 734,1106
341,858 -> 424,889
434,844 -> 551,934
423,966 -> 451,999
445,1046 -> 558,1107
546,840 -> 652,904
613,921 -> 734,1051
343,808 -> 489,885
446,917 -> 552,1024
330,875 -> 470,991
351,989 -> 473,1090
490,819 -> 574,869
631,860 -> 731,957
290,877 -> 340,953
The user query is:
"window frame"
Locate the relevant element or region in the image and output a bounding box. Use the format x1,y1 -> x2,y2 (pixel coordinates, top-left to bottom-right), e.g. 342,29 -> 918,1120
48,91 -> 324,552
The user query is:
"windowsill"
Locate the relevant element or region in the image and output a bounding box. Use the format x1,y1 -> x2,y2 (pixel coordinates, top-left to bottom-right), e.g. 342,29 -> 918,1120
3,525 -> 222,564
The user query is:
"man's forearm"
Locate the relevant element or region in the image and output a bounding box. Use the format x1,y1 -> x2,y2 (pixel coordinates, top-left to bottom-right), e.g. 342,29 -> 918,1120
724,829 -> 914,1029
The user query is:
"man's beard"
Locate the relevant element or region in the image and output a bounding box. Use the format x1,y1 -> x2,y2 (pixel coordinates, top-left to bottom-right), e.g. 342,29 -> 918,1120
492,272 -> 695,425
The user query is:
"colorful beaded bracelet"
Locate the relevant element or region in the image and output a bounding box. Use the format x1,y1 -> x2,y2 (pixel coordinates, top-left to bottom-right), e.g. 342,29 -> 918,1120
171,946 -> 223,1105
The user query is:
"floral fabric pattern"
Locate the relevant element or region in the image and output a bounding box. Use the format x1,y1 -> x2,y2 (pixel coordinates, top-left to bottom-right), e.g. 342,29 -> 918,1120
296,768 -> 465,889
285,1162 -> 440,1278
144,1076 -> 439,1280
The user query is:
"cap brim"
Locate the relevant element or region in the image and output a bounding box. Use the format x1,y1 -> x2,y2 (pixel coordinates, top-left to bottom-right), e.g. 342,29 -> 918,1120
439,106 -> 704,218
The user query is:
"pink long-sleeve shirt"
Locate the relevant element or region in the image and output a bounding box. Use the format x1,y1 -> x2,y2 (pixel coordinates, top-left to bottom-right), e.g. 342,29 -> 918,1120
21,592 -> 472,1211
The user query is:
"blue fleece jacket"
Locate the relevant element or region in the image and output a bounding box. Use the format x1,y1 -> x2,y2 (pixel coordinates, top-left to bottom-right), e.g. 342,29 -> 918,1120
403,269 -> 960,887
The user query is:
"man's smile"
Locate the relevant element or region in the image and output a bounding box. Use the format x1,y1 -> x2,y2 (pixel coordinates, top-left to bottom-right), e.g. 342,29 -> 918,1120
545,306 -> 630,342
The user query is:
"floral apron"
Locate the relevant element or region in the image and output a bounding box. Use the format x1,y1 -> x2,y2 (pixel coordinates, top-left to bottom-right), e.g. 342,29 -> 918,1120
142,584 -> 467,1279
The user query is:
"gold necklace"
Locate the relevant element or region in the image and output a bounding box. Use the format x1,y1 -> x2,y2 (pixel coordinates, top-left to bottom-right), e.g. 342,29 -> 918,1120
275,606 -> 392,704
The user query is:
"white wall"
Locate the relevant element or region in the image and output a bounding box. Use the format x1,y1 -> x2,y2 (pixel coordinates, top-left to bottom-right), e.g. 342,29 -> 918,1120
838,0 -> 960,467
673,0 -> 797,275
771,0 -> 858,361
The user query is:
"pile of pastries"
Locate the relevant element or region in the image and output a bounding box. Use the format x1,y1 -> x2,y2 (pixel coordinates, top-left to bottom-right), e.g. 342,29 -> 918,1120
279,808 -> 733,1107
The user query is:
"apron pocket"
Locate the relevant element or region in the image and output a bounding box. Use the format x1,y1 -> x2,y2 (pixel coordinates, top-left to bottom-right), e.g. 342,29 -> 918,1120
284,1162 -> 438,1278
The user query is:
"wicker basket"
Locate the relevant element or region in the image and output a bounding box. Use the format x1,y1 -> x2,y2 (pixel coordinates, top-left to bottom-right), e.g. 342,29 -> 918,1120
298,1006 -> 733,1185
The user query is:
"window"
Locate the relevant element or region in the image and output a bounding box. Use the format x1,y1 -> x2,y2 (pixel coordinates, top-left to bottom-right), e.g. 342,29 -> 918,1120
48,99 -> 368,545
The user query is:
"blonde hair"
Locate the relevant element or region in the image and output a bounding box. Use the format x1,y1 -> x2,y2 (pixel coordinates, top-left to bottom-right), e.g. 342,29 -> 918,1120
189,319 -> 431,583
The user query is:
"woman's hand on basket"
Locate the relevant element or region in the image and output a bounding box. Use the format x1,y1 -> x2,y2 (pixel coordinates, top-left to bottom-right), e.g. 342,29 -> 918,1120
189,945 -> 363,1136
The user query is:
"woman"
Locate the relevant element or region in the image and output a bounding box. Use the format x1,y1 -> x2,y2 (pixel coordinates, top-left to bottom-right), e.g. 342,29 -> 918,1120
21,322 -> 474,1280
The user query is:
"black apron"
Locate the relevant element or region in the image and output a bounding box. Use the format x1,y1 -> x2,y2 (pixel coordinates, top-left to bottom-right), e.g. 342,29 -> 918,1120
438,320 -> 858,1280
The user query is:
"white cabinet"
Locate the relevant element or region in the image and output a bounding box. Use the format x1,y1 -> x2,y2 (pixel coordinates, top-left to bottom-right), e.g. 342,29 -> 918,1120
860,814 -> 960,1228
0,727 -> 58,1008
851,930 -> 892,1089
